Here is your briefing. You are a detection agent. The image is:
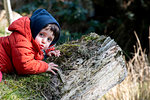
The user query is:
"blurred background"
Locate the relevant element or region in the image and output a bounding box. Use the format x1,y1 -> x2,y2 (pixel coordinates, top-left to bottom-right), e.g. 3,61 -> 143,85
0,0 -> 150,59
1,0 -> 150,99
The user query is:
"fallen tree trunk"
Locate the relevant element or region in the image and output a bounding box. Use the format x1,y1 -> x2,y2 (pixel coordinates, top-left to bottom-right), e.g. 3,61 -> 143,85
46,33 -> 128,100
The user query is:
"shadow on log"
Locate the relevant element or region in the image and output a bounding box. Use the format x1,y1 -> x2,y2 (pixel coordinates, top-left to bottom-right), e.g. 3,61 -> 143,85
46,33 -> 128,100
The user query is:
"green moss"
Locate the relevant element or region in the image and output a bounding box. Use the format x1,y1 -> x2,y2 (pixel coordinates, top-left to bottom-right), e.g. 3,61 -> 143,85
58,43 -> 80,57
83,35 -> 99,42
0,73 -> 51,99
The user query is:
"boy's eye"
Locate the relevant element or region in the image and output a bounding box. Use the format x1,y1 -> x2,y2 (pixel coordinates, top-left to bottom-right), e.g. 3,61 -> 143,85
39,33 -> 44,37
47,38 -> 51,42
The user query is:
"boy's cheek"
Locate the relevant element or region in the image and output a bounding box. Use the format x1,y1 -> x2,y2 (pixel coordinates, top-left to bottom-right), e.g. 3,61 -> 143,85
44,45 -> 50,50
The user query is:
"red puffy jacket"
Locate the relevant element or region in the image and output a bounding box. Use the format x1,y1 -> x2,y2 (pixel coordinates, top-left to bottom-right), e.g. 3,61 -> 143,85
0,17 -> 49,75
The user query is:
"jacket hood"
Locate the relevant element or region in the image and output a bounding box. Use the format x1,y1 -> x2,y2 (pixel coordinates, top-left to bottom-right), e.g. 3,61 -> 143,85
8,17 -> 32,41
30,9 -> 60,45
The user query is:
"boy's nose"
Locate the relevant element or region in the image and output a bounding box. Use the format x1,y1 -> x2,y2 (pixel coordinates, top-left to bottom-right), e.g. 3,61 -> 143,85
42,38 -> 46,44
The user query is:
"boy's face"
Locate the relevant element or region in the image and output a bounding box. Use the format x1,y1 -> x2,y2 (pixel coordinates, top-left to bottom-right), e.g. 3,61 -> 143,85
35,27 -> 54,50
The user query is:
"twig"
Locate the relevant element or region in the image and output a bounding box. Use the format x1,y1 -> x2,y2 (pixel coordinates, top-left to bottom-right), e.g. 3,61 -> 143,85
134,31 -> 146,62
57,70 -> 65,84
41,92 -> 48,100
148,26 -> 150,62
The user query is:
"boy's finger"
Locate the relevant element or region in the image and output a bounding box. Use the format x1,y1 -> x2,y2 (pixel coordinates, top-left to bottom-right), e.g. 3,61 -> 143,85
51,66 -> 59,71
48,51 -> 56,56
58,53 -> 60,56
51,63 -> 58,67
49,62 -> 56,65
50,69 -> 56,75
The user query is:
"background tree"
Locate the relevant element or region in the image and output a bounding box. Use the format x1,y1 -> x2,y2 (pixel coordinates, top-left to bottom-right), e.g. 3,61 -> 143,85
3,0 -> 13,25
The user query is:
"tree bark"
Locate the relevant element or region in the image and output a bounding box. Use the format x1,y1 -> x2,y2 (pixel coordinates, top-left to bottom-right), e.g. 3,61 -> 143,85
47,33 -> 127,100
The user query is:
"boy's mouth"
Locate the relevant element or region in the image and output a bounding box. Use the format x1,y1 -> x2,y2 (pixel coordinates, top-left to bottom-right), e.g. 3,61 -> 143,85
40,45 -> 44,49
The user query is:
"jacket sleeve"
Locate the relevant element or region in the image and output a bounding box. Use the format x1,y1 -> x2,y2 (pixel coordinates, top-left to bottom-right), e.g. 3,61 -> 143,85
45,46 -> 55,54
11,38 -> 48,75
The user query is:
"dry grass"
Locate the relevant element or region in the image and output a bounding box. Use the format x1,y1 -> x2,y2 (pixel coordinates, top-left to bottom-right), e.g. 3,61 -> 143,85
101,31 -> 150,100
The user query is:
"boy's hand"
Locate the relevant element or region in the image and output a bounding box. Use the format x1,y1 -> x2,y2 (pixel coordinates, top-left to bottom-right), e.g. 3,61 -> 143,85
47,62 -> 59,75
47,50 -> 60,57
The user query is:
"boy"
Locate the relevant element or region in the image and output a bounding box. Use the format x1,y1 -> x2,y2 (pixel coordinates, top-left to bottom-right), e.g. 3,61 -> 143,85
0,9 -> 60,82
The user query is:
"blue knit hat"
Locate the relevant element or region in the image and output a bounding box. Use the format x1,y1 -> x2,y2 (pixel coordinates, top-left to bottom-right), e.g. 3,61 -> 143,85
30,9 -> 60,45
